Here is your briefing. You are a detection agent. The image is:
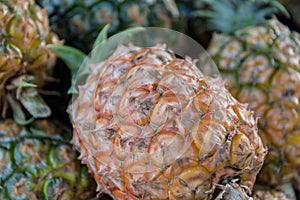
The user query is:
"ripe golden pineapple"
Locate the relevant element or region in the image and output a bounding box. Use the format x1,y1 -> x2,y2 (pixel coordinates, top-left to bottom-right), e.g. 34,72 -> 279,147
0,119 -> 97,200
0,0 -> 61,122
67,39 -> 267,199
196,0 -> 300,193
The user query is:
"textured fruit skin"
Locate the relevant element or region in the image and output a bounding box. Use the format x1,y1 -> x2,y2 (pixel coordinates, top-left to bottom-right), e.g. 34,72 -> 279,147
70,44 -> 266,199
37,0 -> 190,52
207,19 -> 300,188
0,119 -> 97,200
252,189 -> 292,200
0,0 -> 61,117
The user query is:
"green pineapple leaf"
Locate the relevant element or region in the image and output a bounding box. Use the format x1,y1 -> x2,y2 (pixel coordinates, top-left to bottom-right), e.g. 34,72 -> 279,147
48,44 -> 87,74
6,94 -> 34,125
67,77 -> 80,94
91,26 -> 145,63
192,0 -> 289,34
49,45 -> 88,94
265,0 -> 290,18
18,80 -> 37,88
19,88 -> 51,118
92,24 -> 110,50
51,25 -> 144,95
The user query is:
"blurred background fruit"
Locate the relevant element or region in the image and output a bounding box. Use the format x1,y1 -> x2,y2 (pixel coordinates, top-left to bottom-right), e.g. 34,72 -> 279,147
192,0 -> 300,198
0,1 -> 101,199
1,0 -> 300,199
252,187 -> 292,200
0,0 -> 62,124
0,119 -> 98,200
36,0 -> 195,52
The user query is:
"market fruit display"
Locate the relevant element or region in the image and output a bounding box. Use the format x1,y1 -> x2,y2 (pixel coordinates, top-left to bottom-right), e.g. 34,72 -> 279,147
36,0 -> 190,52
0,119 -> 97,200
197,0 -> 300,194
68,40 -> 267,199
3,0 -> 300,199
0,0 -> 61,122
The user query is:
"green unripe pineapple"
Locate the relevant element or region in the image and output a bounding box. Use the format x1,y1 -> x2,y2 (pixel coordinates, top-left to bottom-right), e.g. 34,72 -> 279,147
0,119 -> 97,200
37,0 -> 192,52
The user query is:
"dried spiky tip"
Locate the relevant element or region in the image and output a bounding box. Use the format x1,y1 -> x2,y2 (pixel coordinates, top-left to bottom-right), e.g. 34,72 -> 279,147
70,44 -> 267,199
0,0 -> 62,119
192,0 -> 288,34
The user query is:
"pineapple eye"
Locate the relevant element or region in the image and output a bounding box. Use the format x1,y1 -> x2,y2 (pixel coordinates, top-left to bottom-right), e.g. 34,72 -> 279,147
283,89 -> 294,97
105,128 -> 116,139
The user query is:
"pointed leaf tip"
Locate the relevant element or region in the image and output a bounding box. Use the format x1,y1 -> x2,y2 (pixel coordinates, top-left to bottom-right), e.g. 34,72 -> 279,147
48,44 -> 87,73
19,88 -> 51,118
19,80 -> 37,88
6,94 -> 34,125
93,24 -> 111,49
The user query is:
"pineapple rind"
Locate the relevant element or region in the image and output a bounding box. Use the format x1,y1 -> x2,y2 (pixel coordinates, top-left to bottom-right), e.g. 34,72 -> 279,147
0,0 -> 61,118
207,19 -> 300,188
252,188 -> 292,200
70,44 -> 267,199
0,119 -> 97,200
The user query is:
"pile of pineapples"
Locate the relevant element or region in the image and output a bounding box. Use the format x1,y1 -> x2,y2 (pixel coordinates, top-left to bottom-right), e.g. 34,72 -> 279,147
1,0 -> 300,199
0,0 -> 98,199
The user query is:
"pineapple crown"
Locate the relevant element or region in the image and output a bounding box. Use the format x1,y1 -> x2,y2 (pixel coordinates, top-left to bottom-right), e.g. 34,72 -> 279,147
49,25 -> 144,95
192,0 -> 288,34
49,24 -> 113,95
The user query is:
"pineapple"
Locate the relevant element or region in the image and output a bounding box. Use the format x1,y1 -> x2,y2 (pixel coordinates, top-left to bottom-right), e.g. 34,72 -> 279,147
0,119 -> 97,199
36,0 -> 191,52
0,0 -> 61,123
252,188 -> 292,200
63,34 -> 267,199
194,0 -> 300,194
